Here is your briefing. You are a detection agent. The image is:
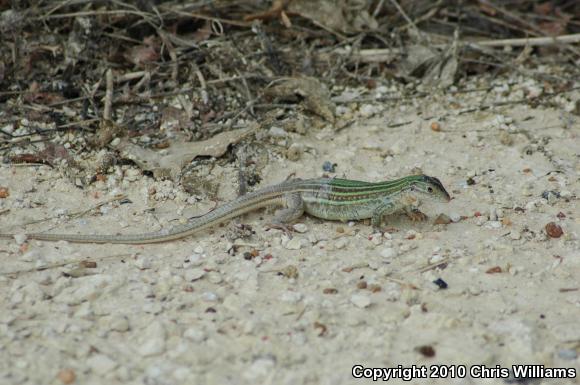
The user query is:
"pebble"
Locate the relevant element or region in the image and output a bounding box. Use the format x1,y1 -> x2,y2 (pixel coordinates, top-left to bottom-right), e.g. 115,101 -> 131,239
485,221 -> 502,229
292,223 -> 308,233
124,168 -> 141,182
206,272 -> 223,284
108,316 -> 130,332
350,294 -> 372,308
334,238 -> 348,249
134,257 -> 152,270
280,291 -> 303,304
380,247 -> 398,259
243,357 -> 276,380
185,268 -> 205,281
186,253 -> 204,267
286,143 -> 303,161
183,327 -> 207,343
138,322 -> 166,357
284,237 -> 303,250
87,354 -> 118,374
433,214 -> 451,225
201,291 -> 219,302
429,254 -> 444,264
268,126 -> 287,138
13,233 -> 27,245
369,233 -> 383,246
510,231 -> 522,240
557,349 -> 578,360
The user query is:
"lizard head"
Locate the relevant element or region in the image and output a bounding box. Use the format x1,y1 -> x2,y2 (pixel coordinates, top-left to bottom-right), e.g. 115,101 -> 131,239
408,175 -> 451,202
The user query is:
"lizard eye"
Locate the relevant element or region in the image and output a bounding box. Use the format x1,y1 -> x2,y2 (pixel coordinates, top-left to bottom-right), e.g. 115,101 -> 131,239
427,187 -> 433,193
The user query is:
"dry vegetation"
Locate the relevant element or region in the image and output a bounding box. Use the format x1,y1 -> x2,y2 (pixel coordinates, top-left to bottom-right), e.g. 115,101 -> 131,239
1,0 -> 579,178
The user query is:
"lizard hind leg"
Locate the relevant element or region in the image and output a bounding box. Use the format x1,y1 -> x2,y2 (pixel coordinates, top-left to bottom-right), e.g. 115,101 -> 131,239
265,192 -> 305,234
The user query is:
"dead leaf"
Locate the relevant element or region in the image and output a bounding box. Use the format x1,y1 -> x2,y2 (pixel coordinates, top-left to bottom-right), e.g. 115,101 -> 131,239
265,77 -> 335,122
288,0 -> 376,33
117,127 -> 256,179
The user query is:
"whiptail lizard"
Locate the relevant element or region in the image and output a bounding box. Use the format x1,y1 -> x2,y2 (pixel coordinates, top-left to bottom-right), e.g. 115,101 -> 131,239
0,175 -> 451,244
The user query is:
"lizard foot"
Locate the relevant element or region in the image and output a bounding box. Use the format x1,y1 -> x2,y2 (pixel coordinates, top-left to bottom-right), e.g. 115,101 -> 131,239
264,222 -> 294,238
404,209 -> 428,222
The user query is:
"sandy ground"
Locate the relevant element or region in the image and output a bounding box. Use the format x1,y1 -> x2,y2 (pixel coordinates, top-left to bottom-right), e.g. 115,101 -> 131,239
1,83 -> 579,385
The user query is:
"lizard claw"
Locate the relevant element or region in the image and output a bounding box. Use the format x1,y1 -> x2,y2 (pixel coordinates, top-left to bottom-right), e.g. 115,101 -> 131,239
264,222 -> 294,238
405,209 -> 428,222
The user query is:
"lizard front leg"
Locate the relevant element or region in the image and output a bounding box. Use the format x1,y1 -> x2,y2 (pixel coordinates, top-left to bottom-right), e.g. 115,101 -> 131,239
402,206 -> 428,222
371,201 -> 397,231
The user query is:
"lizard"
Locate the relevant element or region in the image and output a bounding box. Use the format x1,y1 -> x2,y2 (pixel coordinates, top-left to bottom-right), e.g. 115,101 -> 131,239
0,174 -> 451,244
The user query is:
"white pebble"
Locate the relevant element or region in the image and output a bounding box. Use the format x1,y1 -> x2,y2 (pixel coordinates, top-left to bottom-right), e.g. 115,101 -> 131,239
280,291 -> 303,304
13,233 -> 28,245
284,237 -> 303,250
268,126 -> 287,138
350,294 -> 372,308
292,223 -> 308,233
510,231 -> 521,240
134,257 -> 152,270
369,233 -> 383,246
87,354 -> 118,374
185,268 -> 205,281
380,247 -> 398,259
108,316 -> 130,332
138,322 -> 166,357
183,327 -> 207,343
430,254 -> 444,264
207,272 -> 223,284
449,212 -> 462,222
187,253 -> 204,266
485,221 -> 502,229
201,291 -> 219,302
334,238 -> 348,249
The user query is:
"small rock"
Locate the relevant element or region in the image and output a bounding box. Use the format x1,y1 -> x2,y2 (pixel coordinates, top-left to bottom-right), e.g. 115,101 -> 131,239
380,247 -> 398,259
183,327 -> 207,343
369,233 -> 382,246
13,233 -> 28,245
280,291 -> 302,304
322,161 -> 336,172
185,268 -> 205,281
57,368 -> 76,384
545,222 -> 563,238
510,231 -> 521,240
284,237 -> 303,250
292,223 -> 308,233
429,254 -> 444,264
350,294 -> 372,308
87,354 -> 118,374
433,214 -> 451,225
134,257 -> 152,270
557,349 -> 578,360
268,126 -> 287,138
334,238 -> 348,249
286,143 -> 303,161
485,221 -> 502,229
207,272 -> 223,284
109,316 -> 130,332
201,291 -> 219,302
187,253 -> 204,266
